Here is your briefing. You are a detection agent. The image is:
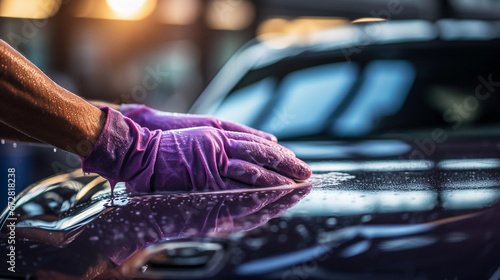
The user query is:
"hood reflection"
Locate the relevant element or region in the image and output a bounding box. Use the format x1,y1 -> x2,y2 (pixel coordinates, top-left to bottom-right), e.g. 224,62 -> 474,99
0,170 -> 311,279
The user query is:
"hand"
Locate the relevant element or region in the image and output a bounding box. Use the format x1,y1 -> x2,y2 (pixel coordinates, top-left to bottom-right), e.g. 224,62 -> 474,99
120,103 -> 277,142
82,107 -> 311,193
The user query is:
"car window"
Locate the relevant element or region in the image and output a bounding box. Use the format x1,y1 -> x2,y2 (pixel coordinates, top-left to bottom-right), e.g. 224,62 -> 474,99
331,60 -> 415,137
211,43 -> 500,140
259,63 -> 358,138
214,78 -> 276,126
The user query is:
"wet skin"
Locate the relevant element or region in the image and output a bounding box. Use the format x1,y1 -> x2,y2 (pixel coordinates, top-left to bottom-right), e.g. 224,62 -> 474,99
0,40 -> 106,157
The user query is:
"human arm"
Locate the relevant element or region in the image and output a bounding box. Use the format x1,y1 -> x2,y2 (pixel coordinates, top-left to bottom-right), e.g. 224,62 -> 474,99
0,40 -> 105,156
0,121 -> 43,144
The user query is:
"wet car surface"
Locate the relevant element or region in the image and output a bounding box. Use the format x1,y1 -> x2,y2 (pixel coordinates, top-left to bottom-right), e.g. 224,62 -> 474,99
0,170 -> 311,279
3,140 -> 500,279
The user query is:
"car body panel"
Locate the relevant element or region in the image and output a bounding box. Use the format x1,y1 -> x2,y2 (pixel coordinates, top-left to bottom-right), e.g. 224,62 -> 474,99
2,140 -> 500,279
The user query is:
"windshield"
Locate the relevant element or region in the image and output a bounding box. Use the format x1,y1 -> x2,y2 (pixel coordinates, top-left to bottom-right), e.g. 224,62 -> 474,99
211,41 -> 500,140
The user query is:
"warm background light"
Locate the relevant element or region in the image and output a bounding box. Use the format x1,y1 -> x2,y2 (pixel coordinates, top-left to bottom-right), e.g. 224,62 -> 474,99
352,17 -> 387,23
0,0 -> 61,19
205,0 -> 255,30
73,0 -> 157,21
258,17 -> 348,37
106,0 -> 148,16
257,17 -> 348,48
156,0 -> 201,25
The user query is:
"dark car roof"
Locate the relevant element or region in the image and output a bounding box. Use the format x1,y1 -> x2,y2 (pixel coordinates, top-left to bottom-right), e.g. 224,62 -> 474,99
260,0 -> 500,21
191,19 -> 500,115
191,19 -> 500,142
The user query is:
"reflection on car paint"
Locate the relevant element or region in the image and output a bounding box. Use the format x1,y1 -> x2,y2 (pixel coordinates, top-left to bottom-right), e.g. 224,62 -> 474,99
308,160 -> 434,172
0,171 -> 311,279
3,144 -> 500,279
437,158 -> 500,170
283,140 -> 412,159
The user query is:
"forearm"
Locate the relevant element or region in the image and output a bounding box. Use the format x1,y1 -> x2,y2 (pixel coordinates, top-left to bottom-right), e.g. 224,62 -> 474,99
0,40 -> 105,157
0,121 -> 43,144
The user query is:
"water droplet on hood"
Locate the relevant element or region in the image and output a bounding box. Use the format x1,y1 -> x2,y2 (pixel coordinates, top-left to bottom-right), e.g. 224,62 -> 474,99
326,217 -> 337,227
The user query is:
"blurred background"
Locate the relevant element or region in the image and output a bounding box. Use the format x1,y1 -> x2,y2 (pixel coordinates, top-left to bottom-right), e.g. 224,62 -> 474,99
1,0 -> 499,208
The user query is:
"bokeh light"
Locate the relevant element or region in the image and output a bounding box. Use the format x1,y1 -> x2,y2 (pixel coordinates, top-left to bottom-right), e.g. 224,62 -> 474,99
0,0 -> 60,19
156,0 -> 201,25
106,0 -> 148,16
73,0 -> 157,21
205,0 -> 255,30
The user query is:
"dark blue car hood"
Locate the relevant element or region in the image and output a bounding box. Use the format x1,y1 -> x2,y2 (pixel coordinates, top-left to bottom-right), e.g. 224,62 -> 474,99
2,139 -> 500,279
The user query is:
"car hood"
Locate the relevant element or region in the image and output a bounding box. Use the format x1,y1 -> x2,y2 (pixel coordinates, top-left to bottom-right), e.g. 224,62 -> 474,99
2,139 -> 500,279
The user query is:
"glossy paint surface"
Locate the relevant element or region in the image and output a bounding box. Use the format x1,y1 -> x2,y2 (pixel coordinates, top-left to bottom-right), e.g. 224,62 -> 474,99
2,139 -> 500,279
